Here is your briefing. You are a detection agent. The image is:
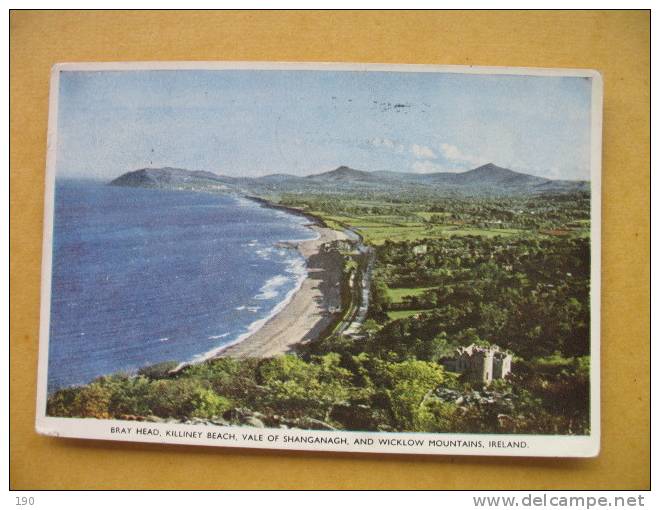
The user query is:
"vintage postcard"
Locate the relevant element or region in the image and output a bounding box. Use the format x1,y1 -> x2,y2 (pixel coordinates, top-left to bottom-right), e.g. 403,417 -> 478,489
36,62 -> 602,456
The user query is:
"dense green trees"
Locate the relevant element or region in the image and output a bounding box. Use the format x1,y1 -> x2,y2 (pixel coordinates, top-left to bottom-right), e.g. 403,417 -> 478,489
47,354 -> 455,432
46,349 -> 589,434
371,235 -> 590,360
46,373 -> 232,420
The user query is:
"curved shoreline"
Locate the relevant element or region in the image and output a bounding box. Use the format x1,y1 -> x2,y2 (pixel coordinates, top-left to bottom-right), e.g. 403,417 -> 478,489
164,195 -> 351,374
215,223 -> 348,358
243,195 -> 327,226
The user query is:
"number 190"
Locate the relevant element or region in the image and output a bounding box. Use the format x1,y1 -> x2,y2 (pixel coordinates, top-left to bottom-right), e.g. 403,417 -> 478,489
15,497 -> 34,506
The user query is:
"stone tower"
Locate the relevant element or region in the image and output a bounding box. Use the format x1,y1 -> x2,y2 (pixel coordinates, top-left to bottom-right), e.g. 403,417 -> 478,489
448,344 -> 513,384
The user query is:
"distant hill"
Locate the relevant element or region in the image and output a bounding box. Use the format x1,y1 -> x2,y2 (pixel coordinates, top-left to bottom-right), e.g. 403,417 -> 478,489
256,173 -> 307,184
306,166 -> 379,183
449,163 -> 549,186
109,167 -> 234,190
298,163 -> 586,194
109,164 -> 589,197
410,163 -> 552,191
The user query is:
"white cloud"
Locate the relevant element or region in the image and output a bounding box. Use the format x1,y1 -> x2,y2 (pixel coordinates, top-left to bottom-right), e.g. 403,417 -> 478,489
439,143 -> 486,166
439,143 -> 462,160
410,160 -> 459,174
410,144 -> 436,160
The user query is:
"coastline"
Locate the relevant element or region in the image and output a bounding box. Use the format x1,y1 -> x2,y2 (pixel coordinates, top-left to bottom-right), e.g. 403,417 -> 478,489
216,222 -> 348,358
49,184 -> 352,387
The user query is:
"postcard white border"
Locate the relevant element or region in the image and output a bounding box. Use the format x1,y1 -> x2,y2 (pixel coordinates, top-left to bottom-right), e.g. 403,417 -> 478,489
35,61 -> 603,457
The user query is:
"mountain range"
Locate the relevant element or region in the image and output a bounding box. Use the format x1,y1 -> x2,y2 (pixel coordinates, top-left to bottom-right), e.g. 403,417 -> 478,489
109,164 -> 589,196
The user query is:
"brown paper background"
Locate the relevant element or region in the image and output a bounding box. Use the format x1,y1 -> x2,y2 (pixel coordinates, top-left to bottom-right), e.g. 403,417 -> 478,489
10,10 -> 650,489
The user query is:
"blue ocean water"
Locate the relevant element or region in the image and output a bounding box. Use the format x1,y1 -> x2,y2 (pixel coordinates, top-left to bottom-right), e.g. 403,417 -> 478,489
47,180 -> 316,391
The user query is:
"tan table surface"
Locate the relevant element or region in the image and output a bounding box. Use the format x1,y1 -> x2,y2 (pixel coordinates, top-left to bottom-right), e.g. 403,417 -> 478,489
10,10 -> 650,489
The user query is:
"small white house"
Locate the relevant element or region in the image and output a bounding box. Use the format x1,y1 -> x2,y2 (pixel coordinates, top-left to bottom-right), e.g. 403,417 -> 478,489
412,244 -> 428,255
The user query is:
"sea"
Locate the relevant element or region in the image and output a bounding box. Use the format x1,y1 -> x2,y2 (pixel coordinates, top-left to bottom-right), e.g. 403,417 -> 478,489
46,179 -> 317,391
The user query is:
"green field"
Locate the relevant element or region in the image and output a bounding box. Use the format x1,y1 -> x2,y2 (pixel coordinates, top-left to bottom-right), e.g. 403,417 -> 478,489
386,286 -> 436,304
386,309 -> 431,320
296,200 -> 563,245
354,224 -> 525,244
356,226 -> 430,244
439,227 -> 525,238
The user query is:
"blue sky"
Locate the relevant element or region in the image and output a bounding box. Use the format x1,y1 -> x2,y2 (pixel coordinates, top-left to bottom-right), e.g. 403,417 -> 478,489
56,69 -> 593,181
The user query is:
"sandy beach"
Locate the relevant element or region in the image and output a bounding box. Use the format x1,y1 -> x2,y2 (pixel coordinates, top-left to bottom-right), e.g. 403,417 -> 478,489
218,224 -> 348,358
